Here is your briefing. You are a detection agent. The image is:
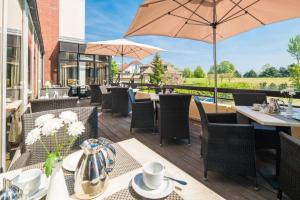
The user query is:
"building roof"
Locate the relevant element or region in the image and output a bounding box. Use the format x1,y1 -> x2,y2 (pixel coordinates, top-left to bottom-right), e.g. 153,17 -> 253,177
119,60 -> 143,72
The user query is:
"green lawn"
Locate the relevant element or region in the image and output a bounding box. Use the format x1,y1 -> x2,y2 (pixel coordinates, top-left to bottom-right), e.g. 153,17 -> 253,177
184,77 -> 291,90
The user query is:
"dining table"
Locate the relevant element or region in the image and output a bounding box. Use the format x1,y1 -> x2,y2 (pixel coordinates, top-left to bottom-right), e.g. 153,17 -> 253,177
235,106 -> 300,189
0,138 -> 224,200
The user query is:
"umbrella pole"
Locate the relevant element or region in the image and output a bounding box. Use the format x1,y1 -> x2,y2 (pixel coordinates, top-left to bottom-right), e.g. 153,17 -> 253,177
121,54 -> 124,81
213,0 -> 218,112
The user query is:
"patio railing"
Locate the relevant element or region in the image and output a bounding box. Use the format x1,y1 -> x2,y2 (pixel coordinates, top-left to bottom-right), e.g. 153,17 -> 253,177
122,82 -> 300,105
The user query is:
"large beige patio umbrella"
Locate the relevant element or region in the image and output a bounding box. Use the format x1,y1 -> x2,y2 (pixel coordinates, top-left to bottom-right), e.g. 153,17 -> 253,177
125,0 -> 300,110
85,38 -> 165,76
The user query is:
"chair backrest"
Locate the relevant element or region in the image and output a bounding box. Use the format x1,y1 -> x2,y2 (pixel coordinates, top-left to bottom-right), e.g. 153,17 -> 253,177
22,107 -> 98,165
89,85 -> 101,104
111,87 -> 130,116
128,89 -> 136,104
194,97 -> 209,135
30,97 -> 78,113
279,132 -> 300,200
100,86 -> 108,94
159,94 -> 191,139
233,93 -> 267,106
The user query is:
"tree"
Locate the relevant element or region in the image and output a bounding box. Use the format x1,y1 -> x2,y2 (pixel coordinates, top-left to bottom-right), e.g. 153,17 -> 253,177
234,70 -> 242,78
278,67 -> 290,77
183,67 -> 193,78
150,54 -> 164,85
243,70 -> 257,78
259,64 -> 280,77
194,66 -> 206,78
111,60 -> 118,77
287,35 -> 300,65
288,64 -> 300,89
208,60 -> 235,74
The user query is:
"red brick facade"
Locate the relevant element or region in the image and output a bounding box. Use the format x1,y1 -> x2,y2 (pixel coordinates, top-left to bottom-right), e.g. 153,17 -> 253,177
36,0 -> 59,84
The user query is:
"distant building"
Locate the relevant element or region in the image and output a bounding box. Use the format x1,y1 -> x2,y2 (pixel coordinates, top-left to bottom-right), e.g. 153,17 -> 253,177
119,60 -> 143,74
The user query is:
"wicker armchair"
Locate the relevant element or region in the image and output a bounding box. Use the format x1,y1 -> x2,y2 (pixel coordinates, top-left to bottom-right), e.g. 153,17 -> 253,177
233,92 -> 280,173
90,84 -> 102,105
278,132 -> 300,200
30,97 -> 78,113
111,87 -> 130,116
9,107 -> 98,170
158,94 -> 191,145
128,89 -> 154,132
195,100 -> 257,187
100,86 -> 112,110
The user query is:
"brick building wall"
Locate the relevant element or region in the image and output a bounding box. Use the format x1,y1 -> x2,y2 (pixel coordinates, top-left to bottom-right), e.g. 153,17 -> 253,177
36,0 -> 59,84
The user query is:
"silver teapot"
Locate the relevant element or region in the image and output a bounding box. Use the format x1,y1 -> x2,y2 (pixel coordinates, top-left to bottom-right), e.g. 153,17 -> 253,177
0,178 -> 23,200
269,98 -> 284,113
74,138 -> 116,199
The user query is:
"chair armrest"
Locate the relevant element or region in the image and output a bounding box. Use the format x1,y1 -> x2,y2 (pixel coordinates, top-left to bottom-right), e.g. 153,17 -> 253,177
207,123 -> 254,139
207,113 -> 237,124
136,98 -> 151,102
8,151 -> 31,171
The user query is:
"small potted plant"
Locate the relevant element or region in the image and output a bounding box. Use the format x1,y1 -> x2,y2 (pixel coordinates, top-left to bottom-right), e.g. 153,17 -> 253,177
280,87 -> 296,115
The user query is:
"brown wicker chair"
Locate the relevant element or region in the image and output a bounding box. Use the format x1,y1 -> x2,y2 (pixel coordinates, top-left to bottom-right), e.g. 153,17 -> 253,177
90,84 -> 102,105
277,132 -> 300,200
111,87 -> 130,116
158,94 -> 191,145
30,97 -> 78,113
9,107 -> 98,170
100,86 -> 112,110
128,89 -> 154,132
195,100 -> 257,188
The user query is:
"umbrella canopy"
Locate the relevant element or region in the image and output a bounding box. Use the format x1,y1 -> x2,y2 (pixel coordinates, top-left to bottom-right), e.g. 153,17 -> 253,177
86,39 -> 165,79
125,0 -> 300,111
86,38 -> 165,60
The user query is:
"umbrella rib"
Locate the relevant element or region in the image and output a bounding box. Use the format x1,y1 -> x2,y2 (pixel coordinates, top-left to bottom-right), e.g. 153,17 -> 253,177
232,1 -> 265,25
219,0 -> 262,24
169,13 -> 210,26
126,0 -> 193,36
220,12 -> 247,24
173,0 -> 211,24
128,46 -> 142,60
174,1 -> 206,37
218,0 -> 244,22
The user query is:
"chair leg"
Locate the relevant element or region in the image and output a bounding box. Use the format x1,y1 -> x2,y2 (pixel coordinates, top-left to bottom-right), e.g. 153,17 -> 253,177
188,136 -> 191,145
203,169 -> 208,181
254,176 -> 259,191
160,136 -> 163,146
276,148 -> 280,176
277,190 -> 282,200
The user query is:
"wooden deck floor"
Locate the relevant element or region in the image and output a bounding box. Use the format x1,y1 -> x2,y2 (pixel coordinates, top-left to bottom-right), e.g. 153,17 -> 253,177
97,109 -> 282,200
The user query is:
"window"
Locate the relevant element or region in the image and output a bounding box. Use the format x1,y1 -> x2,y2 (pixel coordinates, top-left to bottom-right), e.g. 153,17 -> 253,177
6,35 -> 22,100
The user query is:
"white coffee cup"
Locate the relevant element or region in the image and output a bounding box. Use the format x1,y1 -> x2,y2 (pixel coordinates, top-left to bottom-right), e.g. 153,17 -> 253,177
12,169 -> 42,195
142,162 -> 165,190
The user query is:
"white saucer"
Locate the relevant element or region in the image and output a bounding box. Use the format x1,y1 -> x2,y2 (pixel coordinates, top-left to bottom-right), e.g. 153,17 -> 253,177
28,174 -> 49,200
62,150 -> 83,172
131,173 -> 174,199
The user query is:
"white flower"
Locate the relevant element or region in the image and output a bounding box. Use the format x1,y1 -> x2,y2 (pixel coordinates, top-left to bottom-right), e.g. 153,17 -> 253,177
59,111 -> 78,124
41,118 -> 63,136
35,114 -> 55,127
68,121 -> 85,136
25,128 -> 41,145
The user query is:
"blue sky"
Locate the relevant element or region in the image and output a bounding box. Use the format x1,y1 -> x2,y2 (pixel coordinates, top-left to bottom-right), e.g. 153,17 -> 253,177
85,0 -> 300,74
